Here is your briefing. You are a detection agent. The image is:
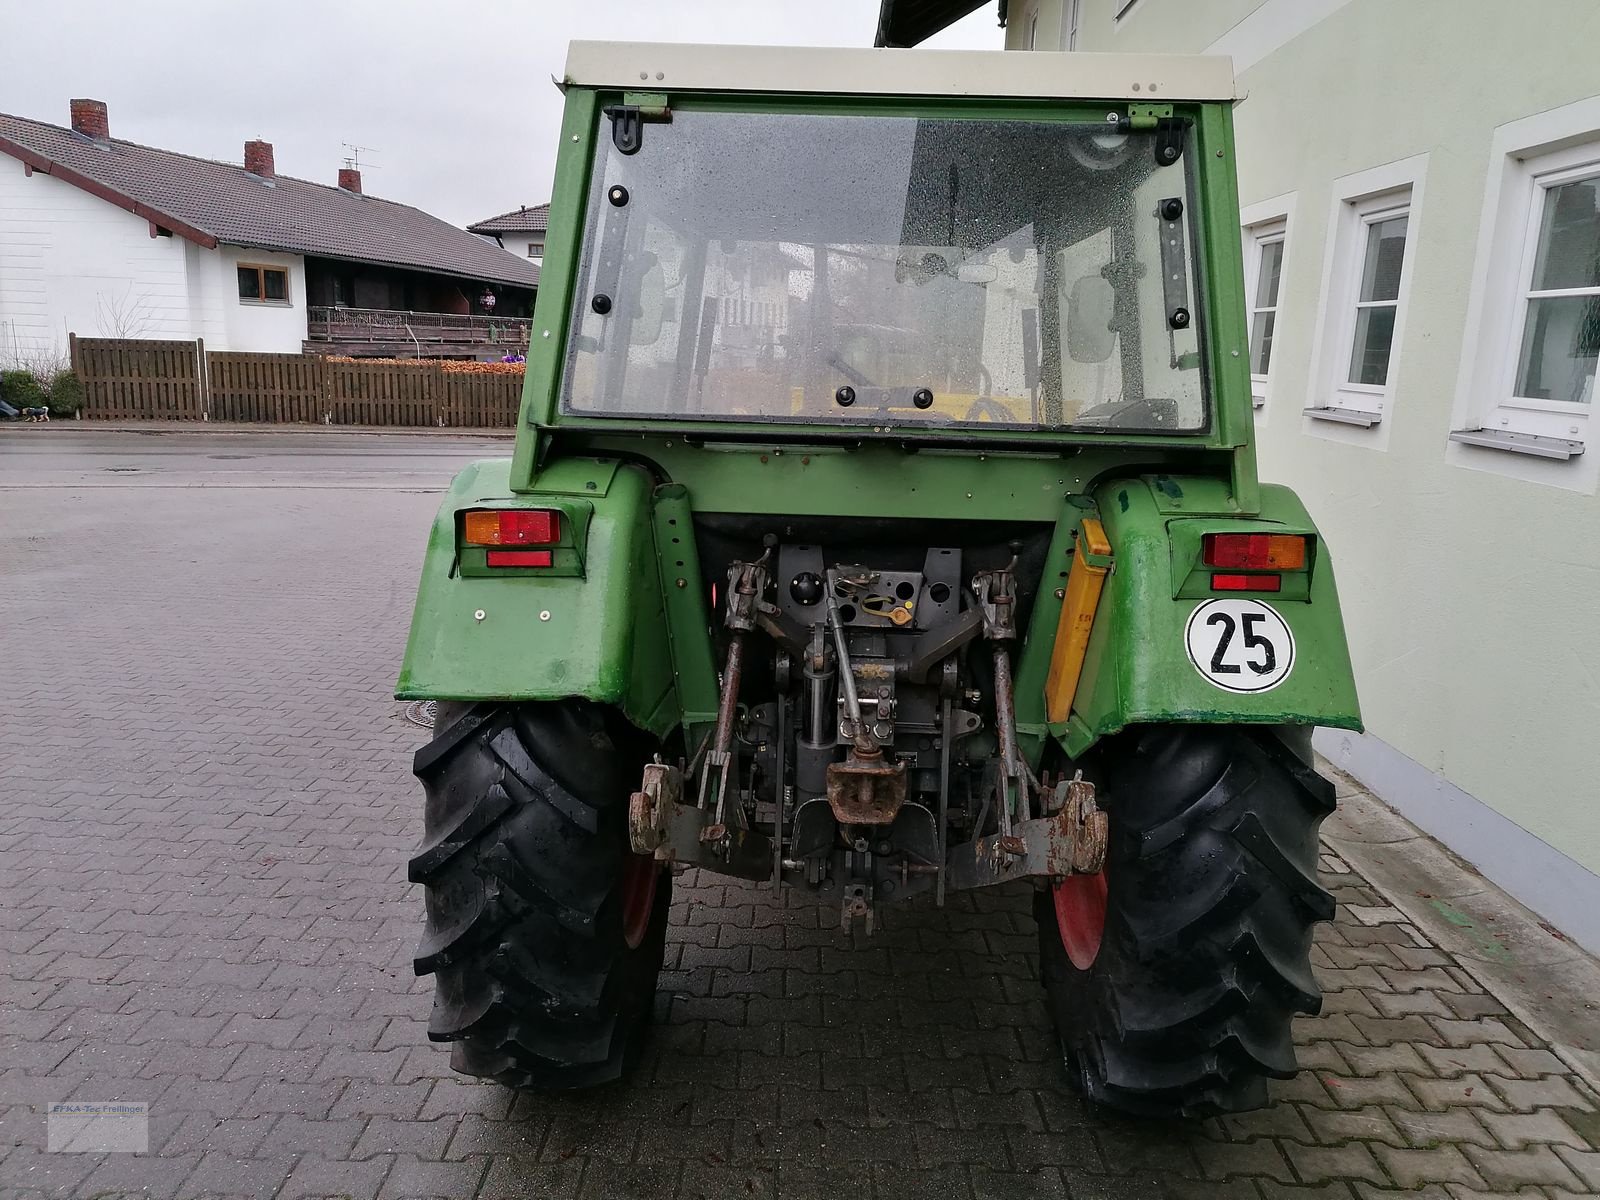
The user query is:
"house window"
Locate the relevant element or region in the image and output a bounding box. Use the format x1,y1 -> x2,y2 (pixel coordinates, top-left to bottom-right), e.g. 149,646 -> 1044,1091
1512,176 -> 1600,407
238,264 -> 290,305
1115,0 -> 1140,19
1345,208 -> 1409,388
1244,218 -> 1287,407
1065,0 -> 1081,48
1027,11 -> 1038,49
1308,165 -> 1423,429
1488,147 -> 1600,452
1449,103 -> 1600,475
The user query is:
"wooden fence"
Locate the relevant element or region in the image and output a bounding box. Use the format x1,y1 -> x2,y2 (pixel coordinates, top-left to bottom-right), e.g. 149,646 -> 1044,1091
71,336 -> 522,427
71,336 -> 207,420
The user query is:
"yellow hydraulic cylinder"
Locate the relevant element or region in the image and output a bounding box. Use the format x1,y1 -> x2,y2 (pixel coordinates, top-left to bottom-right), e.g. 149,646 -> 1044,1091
1044,518 -> 1113,725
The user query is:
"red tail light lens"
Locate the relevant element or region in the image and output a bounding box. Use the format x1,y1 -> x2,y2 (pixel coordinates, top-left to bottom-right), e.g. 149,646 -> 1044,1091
463,509 -> 560,547
1203,533 -> 1307,571
1211,573 -> 1282,592
486,549 -> 554,568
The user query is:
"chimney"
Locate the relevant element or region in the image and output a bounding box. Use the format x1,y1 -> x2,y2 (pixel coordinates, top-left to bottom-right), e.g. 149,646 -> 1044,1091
337,167 -> 362,194
244,139 -> 274,179
70,99 -> 109,142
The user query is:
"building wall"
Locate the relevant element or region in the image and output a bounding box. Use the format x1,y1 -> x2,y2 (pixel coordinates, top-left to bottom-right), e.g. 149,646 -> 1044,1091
1064,0 -> 1259,55
0,157 -> 193,363
499,233 -> 544,262
215,246 -> 308,354
0,156 -> 308,358
1042,0 -> 1600,946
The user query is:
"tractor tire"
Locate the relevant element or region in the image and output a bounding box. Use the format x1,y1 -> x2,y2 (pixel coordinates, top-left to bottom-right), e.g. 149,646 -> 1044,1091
1035,725 -> 1335,1118
408,700 -> 670,1090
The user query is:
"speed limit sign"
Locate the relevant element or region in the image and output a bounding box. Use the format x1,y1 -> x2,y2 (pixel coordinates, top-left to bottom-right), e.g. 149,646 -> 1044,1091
1183,599 -> 1296,694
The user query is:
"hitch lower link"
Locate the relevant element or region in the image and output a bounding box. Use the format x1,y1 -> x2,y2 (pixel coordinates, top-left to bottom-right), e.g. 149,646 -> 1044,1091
626,552 -> 777,882
944,773 -> 1108,891
628,760 -> 772,880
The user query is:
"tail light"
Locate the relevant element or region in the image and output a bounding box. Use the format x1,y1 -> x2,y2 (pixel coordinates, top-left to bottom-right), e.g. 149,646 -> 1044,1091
1211,573 -> 1282,592
1202,533 -> 1306,571
486,549 -> 554,568
463,509 -> 560,547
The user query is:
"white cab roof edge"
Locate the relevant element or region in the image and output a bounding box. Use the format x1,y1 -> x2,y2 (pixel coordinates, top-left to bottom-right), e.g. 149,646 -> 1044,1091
563,41 -> 1238,103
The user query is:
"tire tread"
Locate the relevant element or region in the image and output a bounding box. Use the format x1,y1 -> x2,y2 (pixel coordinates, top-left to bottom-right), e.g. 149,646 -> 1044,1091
1037,726 -> 1334,1118
410,700 -> 667,1091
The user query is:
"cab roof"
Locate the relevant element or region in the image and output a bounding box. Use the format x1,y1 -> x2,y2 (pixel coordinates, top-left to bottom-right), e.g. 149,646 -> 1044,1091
562,41 -> 1238,104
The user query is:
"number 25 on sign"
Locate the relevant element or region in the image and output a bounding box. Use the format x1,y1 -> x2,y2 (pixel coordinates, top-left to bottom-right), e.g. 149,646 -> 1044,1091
1183,599 -> 1296,694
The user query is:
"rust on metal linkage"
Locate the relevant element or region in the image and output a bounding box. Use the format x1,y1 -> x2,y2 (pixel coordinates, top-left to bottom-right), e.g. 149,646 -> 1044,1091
824,750 -> 908,825
944,772 -> 1108,892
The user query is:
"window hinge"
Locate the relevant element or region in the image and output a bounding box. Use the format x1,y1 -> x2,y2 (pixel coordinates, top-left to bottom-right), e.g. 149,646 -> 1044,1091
1127,103 -> 1174,130
1127,105 -> 1184,165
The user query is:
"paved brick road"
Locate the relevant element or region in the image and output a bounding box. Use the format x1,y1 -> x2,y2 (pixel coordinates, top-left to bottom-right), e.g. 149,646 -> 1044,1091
3,431 -> 1598,1199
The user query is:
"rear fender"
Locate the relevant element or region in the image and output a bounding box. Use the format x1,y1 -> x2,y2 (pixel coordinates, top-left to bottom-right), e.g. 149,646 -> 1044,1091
395,457 -> 677,736
1054,476 -> 1362,757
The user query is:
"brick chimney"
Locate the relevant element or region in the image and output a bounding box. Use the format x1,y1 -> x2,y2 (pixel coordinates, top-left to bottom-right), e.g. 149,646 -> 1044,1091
244,139 -> 275,179
70,99 -> 110,142
337,167 -> 362,194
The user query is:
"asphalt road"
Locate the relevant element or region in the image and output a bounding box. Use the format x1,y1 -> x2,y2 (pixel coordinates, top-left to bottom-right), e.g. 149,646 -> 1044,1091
0,426 -> 508,490
3,427 -> 1598,1200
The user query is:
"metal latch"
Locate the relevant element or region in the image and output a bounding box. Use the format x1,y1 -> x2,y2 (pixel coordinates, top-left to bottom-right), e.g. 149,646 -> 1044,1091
1154,117 -> 1186,166
603,94 -> 671,155
603,106 -> 643,154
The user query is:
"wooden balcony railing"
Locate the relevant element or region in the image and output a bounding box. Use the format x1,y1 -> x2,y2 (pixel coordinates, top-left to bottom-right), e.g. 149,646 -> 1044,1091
307,306 -> 532,348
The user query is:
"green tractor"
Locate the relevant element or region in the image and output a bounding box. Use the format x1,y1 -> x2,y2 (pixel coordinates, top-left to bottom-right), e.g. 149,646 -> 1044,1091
398,40 -> 1361,1118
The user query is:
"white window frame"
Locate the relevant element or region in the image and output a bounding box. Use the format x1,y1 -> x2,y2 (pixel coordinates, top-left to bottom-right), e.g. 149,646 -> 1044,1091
1323,193 -> 1412,419
1064,0 -> 1081,49
1242,216 -> 1287,408
1451,123 -> 1600,468
1500,151 -> 1600,428
1305,154 -> 1427,435
1115,0 -> 1141,21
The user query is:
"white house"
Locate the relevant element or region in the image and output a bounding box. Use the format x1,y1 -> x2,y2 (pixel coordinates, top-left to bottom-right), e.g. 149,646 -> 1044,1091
877,0 -> 1600,954
468,204 -> 549,275
0,100 -> 540,364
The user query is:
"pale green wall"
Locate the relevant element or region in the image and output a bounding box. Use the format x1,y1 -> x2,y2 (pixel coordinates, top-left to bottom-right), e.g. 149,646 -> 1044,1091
1073,0 -> 1258,53
1026,0 -> 1600,877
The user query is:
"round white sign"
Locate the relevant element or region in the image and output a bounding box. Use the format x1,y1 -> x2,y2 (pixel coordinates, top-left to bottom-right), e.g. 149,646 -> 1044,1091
1183,598 -> 1296,694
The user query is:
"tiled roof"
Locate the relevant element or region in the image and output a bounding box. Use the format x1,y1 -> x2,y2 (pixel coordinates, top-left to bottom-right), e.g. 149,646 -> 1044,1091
0,113 -> 540,289
468,203 -> 550,235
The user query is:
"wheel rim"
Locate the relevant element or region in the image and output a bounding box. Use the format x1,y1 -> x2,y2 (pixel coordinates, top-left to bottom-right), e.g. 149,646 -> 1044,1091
619,854 -> 660,950
1052,868 -> 1108,970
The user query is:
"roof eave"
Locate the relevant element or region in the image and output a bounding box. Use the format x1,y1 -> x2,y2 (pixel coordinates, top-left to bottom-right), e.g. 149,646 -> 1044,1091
874,0 -> 991,48
0,136 -> 220,249
244,242 -> 538,290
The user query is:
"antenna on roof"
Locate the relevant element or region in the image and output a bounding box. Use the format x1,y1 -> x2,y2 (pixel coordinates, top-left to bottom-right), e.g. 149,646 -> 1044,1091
341,142 -> 379,171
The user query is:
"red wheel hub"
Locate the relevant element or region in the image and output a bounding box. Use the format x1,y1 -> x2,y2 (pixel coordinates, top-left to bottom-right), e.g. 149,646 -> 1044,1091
1052,868 -> 1108,970
619,854 -> 660,950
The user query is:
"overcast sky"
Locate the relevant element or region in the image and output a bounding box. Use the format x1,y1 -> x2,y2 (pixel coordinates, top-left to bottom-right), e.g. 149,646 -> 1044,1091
1,0 -> 1000,227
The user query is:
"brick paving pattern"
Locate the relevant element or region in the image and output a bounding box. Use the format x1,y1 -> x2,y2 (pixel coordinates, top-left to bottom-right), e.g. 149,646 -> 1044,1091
3,461 -> 1598,1198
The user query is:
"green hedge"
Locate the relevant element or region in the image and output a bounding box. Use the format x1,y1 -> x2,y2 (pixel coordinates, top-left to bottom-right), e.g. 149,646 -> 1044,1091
1,369 -> 47,411
1,367 -> 83,415
48,369 -> 84,415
